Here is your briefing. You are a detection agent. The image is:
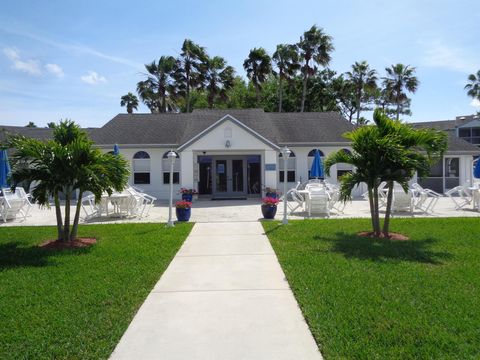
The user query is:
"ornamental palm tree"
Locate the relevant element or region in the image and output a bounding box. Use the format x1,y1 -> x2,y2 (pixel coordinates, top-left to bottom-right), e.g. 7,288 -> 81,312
243,47 -> 272,105
120,92 -> 139,114
9,121 -> 129,242
383,64 -> 419,120
137,56 -> 178,113
298,25 -> 334,112
346,61 -> 377,124
272,44 -> 300,112
465,70 -> 480,102
325,109 -> 446,237
176,39 -> 207,112
203,56 -> 235,109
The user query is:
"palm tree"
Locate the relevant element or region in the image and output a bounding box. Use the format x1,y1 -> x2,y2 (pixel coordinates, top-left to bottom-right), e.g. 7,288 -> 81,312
272,44 -> 300,112
120,92 -> 139,114
177,39 -> 207,112
243,47 -> 272,105
9,121 -> 129,242
298,25 -> 334,112
465,70 -> 480,102
325,109 -> 446,237
383,64 -> 419,120
137,56 -> 178,113
346,61 -> 377,123
203,56 -> 235,109
25,122 -> 37,128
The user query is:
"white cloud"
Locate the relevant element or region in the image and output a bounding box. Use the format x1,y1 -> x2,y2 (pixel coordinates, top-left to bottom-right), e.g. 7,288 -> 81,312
3,47 -> 42,76
81,71 -> 107,85
471,98 -> 480,108
45,63 -> 64,78
420,40 -> 477,74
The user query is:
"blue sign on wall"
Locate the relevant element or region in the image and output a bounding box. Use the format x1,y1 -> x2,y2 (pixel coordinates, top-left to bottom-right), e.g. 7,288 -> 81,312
265,163 -> 276,171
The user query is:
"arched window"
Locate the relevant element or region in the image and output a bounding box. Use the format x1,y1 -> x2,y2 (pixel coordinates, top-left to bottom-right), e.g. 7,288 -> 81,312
133,151 -> 151,184
307,149 -> 325,179
337,148 -> 353,178
162,151 -> 180,184
278,150 -> 296,183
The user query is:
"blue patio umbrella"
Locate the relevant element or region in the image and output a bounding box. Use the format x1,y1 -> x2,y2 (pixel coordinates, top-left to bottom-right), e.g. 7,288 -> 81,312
113,144 -> 120,155
0,149 -> 11,188
474,159 -> 480,179
310,149 -> 324,179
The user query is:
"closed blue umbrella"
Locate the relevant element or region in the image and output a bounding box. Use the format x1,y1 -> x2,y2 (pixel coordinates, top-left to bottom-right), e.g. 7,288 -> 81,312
310,149 -> 324,179
113,144 -> 120,155
0,149 -> 11,188
474,159 -> 480,179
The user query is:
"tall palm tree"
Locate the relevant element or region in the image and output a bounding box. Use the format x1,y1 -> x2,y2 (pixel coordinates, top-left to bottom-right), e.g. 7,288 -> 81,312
203,56 -> 235,109
243,47 -> 272,105
465,70 -> 480,102
346,61 -> 377,123
177,39 -> 207,112
272,44 -> 300,112
383,64 -> 419,120
298,25 -> 334,112
137,56 -> 178,113
120,92 -> 139,114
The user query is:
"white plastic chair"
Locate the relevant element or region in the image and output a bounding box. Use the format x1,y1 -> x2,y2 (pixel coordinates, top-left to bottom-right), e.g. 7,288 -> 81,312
411,183 -> 441,214
1,188 -> 30,222
445,185 -> 472,210
391,188 -> 414,215
306,187 -> 330,217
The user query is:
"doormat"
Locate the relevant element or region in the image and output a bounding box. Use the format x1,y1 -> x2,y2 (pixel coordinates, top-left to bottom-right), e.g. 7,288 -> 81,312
211,197 -> 248,201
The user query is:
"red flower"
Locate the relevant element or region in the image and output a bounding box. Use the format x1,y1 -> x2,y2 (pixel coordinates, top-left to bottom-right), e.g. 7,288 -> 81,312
175,200 -> 192,209
262,197 -> 280,206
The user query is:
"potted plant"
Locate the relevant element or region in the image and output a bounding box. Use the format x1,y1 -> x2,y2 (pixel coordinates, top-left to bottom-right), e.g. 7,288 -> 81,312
264,187 -> 280,199
175,200 -> 192,222
261,197 -> 280,219
179,188 -> 198,202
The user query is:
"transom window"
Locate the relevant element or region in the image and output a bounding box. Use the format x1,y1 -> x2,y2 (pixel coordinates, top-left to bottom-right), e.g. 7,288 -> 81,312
162,151 -> 180,184
133,151 -> 151,184
279,150 -> 296,183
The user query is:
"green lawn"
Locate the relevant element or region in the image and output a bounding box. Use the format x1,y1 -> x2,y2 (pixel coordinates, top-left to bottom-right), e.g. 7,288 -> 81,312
0,223 -> 193,360
263,218 -> 480,359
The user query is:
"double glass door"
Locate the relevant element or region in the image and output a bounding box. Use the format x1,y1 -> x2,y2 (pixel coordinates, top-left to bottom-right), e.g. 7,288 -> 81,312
213,157 -> 246,197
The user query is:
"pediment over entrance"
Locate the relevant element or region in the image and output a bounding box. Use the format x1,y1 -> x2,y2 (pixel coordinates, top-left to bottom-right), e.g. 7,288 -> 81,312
177,115 -> 279,152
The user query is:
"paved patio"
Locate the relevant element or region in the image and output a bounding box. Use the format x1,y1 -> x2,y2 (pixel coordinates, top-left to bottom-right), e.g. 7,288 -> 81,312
1,197 -> 480,226
109,222 -> 322,360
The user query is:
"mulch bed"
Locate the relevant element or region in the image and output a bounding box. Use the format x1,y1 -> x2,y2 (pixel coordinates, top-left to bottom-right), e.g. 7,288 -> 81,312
39,238 -> 97,250
357,231 -> 409,241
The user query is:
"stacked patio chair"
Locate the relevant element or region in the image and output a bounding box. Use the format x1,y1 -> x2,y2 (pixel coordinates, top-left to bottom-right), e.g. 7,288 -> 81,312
125,186 -> 157,218
306,187 -> 330,217
445,184 -> 472,210
0,187 -> 32,222
391,185 -> 414,215
286,187 -> 305,215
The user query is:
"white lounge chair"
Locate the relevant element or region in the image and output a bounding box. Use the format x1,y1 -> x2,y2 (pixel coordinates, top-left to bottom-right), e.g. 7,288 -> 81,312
411,183 -> 441,214
445,185 -> 472,210
391,186 -> 414,215
0,187 -> 31,222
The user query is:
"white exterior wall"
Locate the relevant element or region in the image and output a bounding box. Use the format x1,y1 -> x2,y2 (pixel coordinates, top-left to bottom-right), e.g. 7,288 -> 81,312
101,147 -> 182,200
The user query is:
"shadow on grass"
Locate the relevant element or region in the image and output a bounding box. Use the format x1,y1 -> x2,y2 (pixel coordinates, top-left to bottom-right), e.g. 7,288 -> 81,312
0,242 -> 92,269
314,232 -> 452,265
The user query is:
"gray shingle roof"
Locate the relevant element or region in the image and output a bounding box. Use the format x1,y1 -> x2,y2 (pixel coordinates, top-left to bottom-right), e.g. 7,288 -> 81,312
0,125 -> 54,142
91,109 -> 354,146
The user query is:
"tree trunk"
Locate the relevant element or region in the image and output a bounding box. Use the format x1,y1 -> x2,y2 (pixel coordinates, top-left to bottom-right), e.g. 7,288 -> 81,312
301,72 -> 308,112
278,76 -> 283,112
255,82 -> 260,106
383,181 -> 394,237
54,190 -> 63,241
70,190 -> 83,241
373,186 -> 381,236
186,72 -> 191,113
356,88 -> 362,123
367,186 -> 376,232
63,188 -> 71,242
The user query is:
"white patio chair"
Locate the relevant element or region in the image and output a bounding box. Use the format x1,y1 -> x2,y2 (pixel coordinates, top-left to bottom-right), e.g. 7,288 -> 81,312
1,188 -> 29,222
391,188 -> 414,215
286,188 -> 305,214
126,186 -> 157,218
328,188 -> 345,214
445,185 -> 472,210
81,194 -> 100,220
306,187 -> 330,217
411,183 -> 441,214
110,194 -> 136,218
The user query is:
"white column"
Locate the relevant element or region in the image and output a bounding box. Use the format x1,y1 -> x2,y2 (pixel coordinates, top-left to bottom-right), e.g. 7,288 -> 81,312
180,150 -> 194,189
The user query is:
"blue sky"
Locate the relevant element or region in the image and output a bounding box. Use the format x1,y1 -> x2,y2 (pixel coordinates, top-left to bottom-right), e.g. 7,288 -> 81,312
0,0 -> 479,128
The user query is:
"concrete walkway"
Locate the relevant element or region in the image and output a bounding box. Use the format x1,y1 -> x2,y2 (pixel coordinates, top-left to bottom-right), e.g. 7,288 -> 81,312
110,222 -> 322,360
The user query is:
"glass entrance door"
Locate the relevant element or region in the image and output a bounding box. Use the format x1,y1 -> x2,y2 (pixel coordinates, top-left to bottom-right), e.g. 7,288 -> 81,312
213,157 -> 247,198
